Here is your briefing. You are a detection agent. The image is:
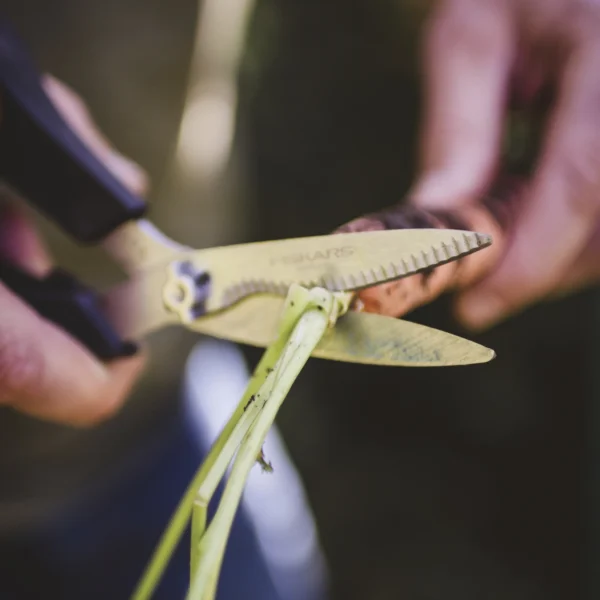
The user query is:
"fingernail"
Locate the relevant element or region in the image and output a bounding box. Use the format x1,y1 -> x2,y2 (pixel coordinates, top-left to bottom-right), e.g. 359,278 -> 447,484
456,292 -> 505,331
106,153 -> 149,195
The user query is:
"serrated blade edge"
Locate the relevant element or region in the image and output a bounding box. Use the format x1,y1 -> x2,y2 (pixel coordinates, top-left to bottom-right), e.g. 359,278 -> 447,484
218,230 -> 491,308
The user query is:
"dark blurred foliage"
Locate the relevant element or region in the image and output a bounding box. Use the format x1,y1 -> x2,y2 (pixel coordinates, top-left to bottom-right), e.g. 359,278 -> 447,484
1,1 -> 592,598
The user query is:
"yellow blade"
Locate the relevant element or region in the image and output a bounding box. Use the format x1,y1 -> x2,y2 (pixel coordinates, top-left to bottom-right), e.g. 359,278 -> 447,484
188,295 -> 495,367
193,228 -> 492,312
104,228 -> 492,338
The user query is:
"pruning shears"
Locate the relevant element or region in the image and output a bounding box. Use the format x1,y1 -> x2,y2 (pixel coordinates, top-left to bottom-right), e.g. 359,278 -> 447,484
0,21 -> 495,368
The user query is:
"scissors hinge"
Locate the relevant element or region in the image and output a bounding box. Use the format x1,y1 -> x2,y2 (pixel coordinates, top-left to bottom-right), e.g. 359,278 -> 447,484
162,261 -> 211,324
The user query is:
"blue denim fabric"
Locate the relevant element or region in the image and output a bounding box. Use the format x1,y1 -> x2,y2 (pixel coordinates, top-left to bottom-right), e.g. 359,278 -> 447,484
0,407 -> 287,600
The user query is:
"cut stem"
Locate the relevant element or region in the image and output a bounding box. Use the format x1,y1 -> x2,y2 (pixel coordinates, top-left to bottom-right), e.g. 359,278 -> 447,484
186,286 -> 347,600
131,286 -> 350,600
130,323 -> 298,600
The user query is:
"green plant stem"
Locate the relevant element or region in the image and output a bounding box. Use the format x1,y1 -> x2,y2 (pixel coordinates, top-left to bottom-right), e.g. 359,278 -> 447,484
186,286 -> 344,600
132,286 -> 349,600
131,349 -> 277,600
190,500 -> 207,582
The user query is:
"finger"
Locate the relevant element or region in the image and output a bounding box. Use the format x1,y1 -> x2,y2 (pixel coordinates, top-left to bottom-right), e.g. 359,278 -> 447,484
456,40 -> 600,329
42,75 -> 149,196
550,216 -> 600,295
0,204 -> 52,276
410,0 -> 514,209
335,198 -> 508,317
0,282 -> 145,427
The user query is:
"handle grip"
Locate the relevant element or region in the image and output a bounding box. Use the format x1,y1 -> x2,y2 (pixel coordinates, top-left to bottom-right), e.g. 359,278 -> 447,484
0,260 -> 137,360
0,20 -> 146,243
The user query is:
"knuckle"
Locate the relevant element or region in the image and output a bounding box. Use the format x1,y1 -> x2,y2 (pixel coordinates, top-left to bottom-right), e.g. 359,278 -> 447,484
0,327 -> 45,403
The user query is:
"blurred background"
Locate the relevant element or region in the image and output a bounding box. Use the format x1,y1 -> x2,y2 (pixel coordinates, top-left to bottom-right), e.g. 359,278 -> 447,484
1,0 -> 591,598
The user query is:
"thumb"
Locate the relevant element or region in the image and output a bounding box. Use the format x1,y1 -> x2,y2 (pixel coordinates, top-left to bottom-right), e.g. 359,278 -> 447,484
410,0 -> 513,210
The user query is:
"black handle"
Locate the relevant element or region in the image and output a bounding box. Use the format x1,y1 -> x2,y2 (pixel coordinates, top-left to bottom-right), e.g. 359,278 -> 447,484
0,20 -> 147,243
0,260 -> 137,360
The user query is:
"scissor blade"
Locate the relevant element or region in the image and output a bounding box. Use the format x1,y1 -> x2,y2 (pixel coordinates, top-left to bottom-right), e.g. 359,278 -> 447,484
195,229 -> 491,312
184,295 -> 495,367
103,228 -> 492,341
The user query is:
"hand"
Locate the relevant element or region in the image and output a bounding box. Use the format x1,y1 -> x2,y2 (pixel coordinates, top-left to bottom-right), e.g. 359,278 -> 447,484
406,0 -> 600,330
0,76 -> 148,427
